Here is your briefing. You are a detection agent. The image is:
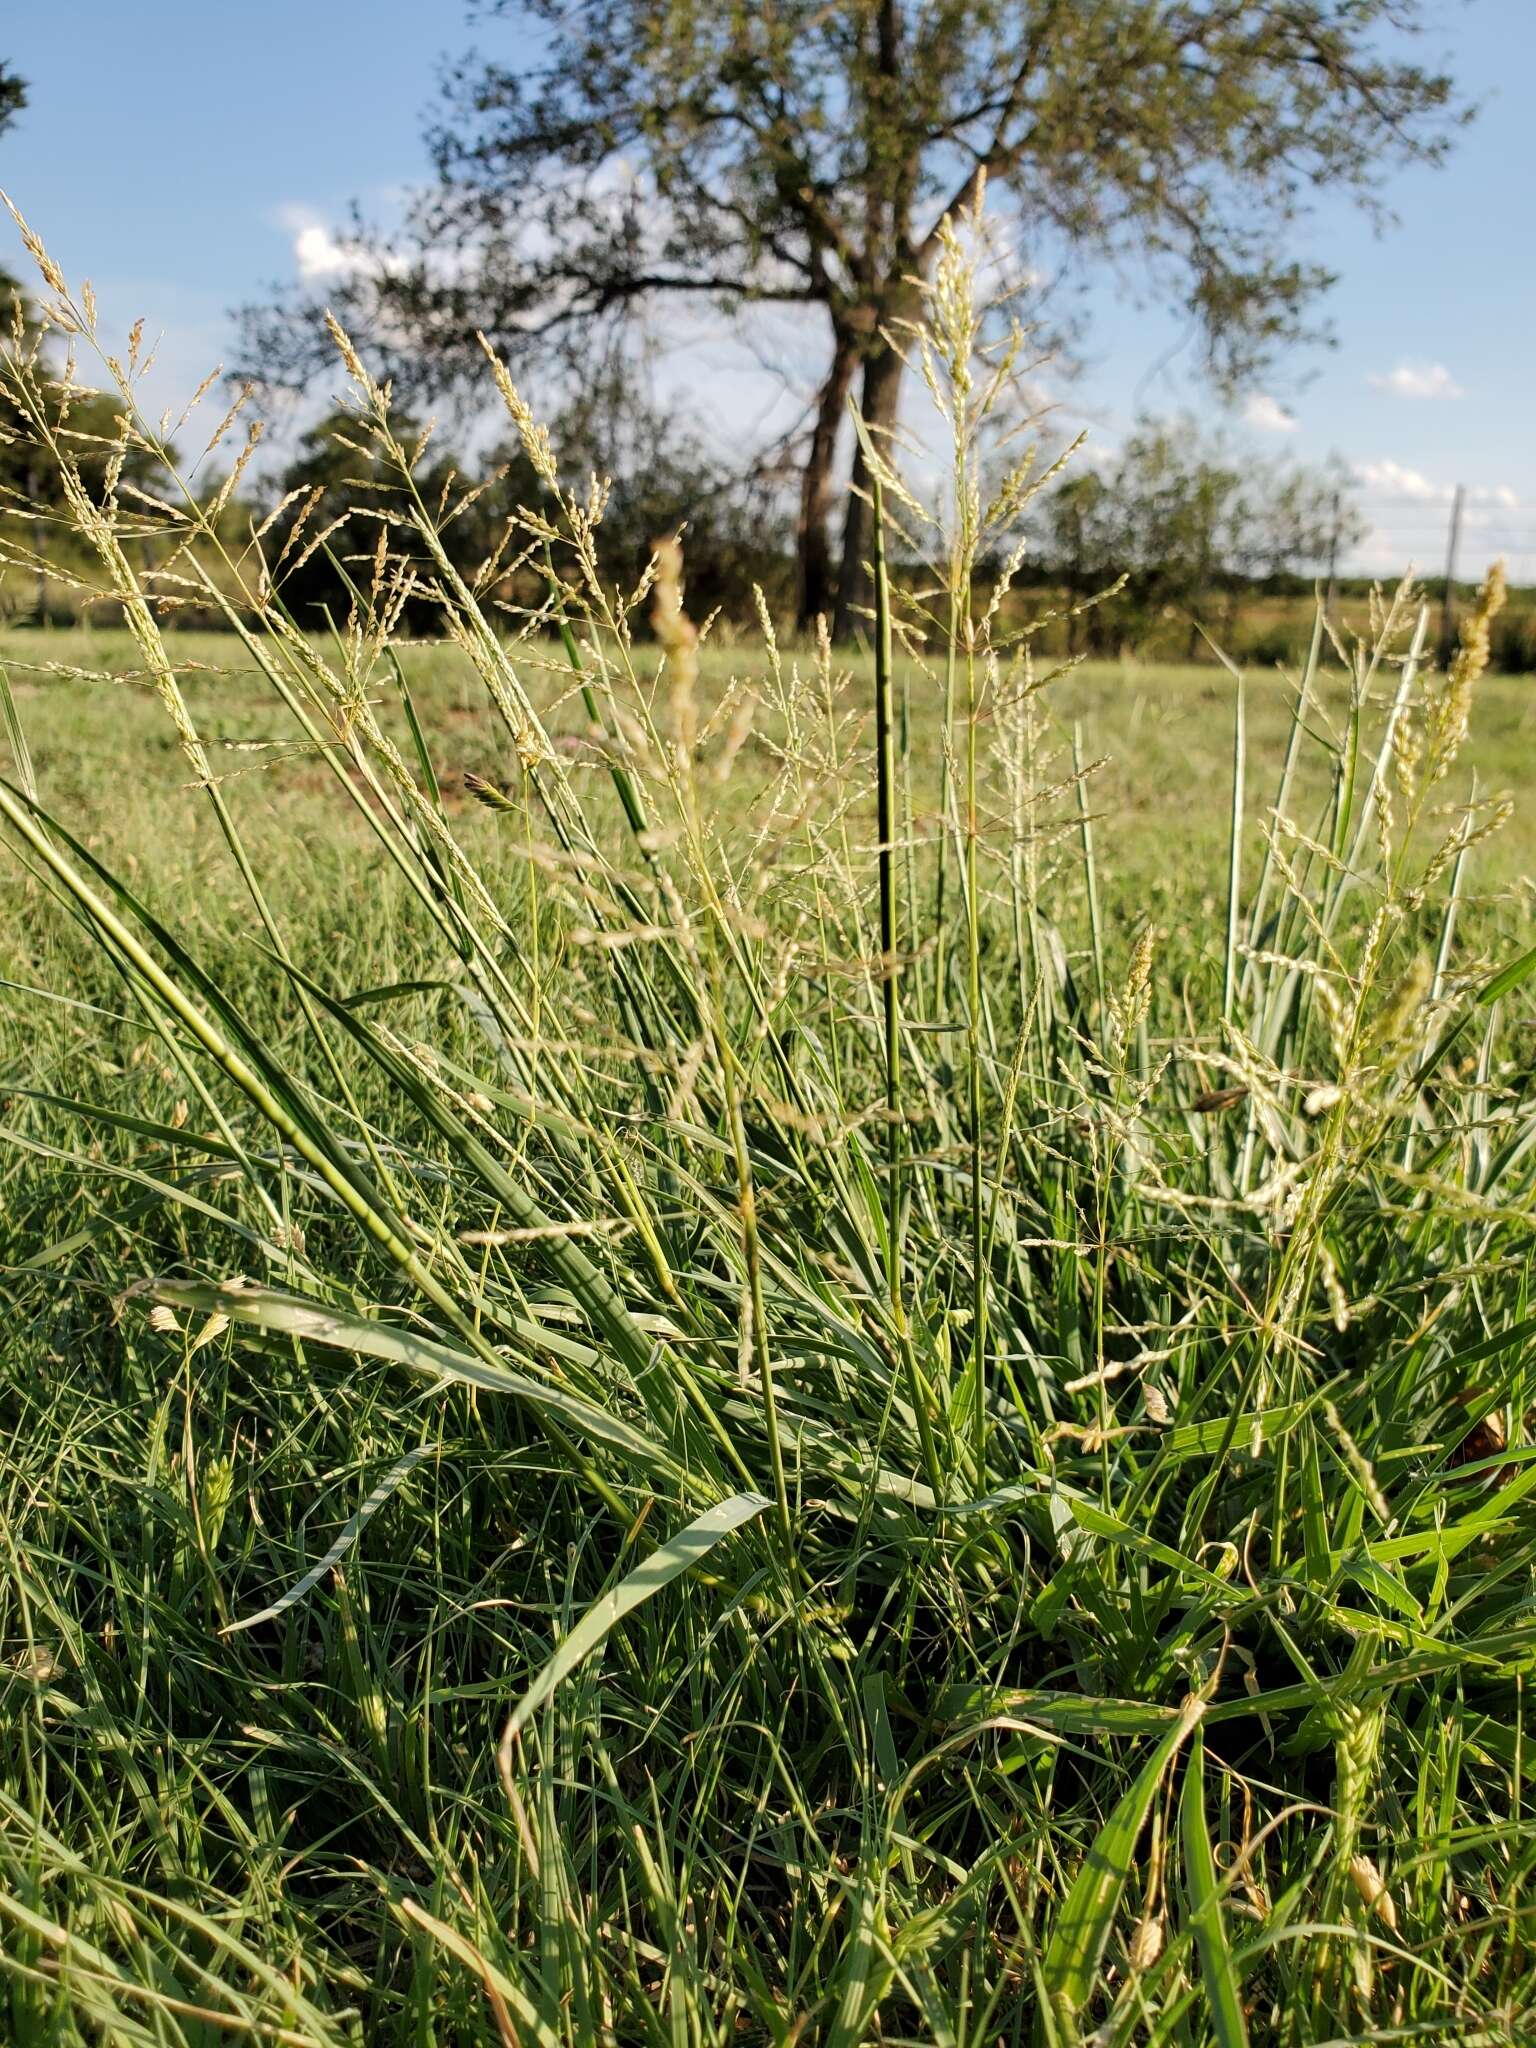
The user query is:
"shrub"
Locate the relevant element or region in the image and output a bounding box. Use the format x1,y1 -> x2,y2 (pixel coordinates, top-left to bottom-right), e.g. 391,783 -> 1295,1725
1492,606 -> 1536,674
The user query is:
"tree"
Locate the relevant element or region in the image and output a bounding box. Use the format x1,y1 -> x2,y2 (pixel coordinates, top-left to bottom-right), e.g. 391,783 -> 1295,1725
0,62 -> 25,139
239,2 -> 1460,636
257,381 -> 788,635
0,262 -> 172,624
544,361 -> 794,617
3,66 -> 165,600
1039,421 -> 1363,654
253,409 -> 487,632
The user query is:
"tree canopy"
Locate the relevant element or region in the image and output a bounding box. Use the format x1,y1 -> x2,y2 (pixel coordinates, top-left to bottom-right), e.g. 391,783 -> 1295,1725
1040,420 -> 1364,654
231,4 -> 1455,633
0,264 -> 175,622
0,64 -> 175,624
257,378 -> 790,635
0,62 -> 25,139
237,6 -> 1458,630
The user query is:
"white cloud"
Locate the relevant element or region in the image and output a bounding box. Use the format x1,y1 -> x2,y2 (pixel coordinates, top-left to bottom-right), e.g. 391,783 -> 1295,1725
1351,458 -> 1451,504
1470,482 -> 1521,509
1242,392 -> 1298,434
292,223 -> 363,283
1351,463 -> 1524,516
275,205 -> 400,284
1367,361 -> 1465,401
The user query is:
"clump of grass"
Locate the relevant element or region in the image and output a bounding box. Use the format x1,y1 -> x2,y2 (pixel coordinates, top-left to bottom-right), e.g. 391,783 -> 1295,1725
1,199 -> 1535,2046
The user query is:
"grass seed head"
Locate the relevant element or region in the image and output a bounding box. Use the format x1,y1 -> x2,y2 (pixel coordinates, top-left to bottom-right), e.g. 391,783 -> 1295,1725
651,536 -> 699,757
1434,558 -> 1507,777
1348,1854 -> 1398,1931
1128,1911 -> 1165,1971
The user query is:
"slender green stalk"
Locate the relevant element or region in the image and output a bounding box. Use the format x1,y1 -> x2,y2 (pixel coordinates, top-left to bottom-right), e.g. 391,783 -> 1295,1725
1223,669 -> 1245,1027
1074,720 -> 1106,1032
870,469 -> 944,1509
964,624 -> 988,1478
870,473 -> 902,1260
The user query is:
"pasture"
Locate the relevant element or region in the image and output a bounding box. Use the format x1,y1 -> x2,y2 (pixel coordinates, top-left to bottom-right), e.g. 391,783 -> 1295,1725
2,578 -> 1536,2043
4,0 -> 1535,2032
5,627 -> 1535,935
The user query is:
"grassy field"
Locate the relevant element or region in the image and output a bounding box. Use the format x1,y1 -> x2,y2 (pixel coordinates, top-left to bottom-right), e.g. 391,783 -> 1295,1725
5,626 -> 1535,933
4,269 -> 1536,2045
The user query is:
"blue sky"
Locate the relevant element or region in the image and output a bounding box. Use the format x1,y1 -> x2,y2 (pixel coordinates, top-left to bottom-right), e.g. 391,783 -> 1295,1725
3,0 -> 1533,578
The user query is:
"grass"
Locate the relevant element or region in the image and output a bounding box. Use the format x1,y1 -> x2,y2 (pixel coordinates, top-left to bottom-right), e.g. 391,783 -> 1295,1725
2,210 -> 1536,2046
4,628 -> 1535,930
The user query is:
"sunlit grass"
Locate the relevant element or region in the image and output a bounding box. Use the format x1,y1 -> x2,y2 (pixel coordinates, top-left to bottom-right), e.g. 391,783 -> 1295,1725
2,202 -> 1535,2047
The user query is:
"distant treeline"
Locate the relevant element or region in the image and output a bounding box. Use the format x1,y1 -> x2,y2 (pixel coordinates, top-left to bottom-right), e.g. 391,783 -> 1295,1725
15,562 -> 1531,672
3,341 -> 1528,669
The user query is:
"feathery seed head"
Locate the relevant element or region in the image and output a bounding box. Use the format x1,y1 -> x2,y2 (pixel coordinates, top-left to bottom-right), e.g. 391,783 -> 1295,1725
477,333 -> 558,489
651,537 -> 699,758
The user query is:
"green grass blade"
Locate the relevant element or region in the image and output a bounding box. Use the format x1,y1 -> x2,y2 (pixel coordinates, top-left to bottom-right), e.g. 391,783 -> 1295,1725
1223,668 -> 1245,1025
1040,1696 -> 1205,2037
1181,1729 -> 1250,2047
152,1278 -> 682,1480
399,1895 -> 563,2048
259,943 -> 663,1387
1409,938 -> 1536,1090
222,1444 -> 432,1635
0,657 -> 35,800
499,1492 -> 772,1753
1478,939 -> 1536,1006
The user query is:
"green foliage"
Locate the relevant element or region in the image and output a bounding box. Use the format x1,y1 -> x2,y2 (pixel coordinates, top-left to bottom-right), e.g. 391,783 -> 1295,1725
1039,421 -> 1364,654
0,62 -> 24,138
261,382 -> 789,633
0,262 -> 171,623
1492,604 -> 1536,676
258,404 -> 507,633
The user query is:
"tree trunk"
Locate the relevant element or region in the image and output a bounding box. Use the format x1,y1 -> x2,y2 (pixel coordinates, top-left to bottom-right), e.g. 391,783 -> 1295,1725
831,335 -> 905,642
795,323 -> 859,633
